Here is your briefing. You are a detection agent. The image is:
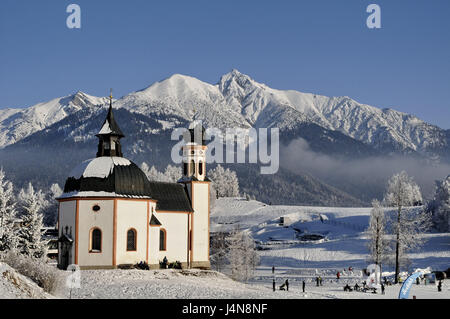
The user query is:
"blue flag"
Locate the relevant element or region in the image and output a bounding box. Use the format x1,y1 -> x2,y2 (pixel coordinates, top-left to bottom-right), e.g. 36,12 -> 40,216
398,272 -> 423,299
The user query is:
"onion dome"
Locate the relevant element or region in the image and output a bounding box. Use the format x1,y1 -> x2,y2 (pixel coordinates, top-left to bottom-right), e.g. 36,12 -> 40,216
61,91 -> 152,199
62,157 -> 152,198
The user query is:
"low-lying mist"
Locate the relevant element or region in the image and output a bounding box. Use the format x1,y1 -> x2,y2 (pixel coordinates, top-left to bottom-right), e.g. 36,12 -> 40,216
281,138 -> 450,203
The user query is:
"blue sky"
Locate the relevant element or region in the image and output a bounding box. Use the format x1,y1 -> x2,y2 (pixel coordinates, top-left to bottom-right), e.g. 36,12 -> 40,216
1,0 -> 449,128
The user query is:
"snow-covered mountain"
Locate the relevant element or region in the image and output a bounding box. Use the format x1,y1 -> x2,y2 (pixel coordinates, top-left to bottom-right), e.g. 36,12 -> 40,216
1,70 -> 448,160
0,70 -> 449,206
0,92 -> 108,148
217,70 -> 448,156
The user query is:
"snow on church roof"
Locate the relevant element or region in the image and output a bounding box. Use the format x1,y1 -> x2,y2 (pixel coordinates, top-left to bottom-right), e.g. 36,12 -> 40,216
69,157 -> 132,179
58,191 -> 151,199
98,121 -> 112,135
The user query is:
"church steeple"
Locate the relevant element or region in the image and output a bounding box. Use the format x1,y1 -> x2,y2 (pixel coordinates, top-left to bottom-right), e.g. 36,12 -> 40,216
181,119 -> 207,181
96,90 -> 124,157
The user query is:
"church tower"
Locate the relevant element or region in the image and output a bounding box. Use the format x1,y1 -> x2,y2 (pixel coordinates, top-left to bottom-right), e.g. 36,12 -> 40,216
96,90 -> 124,158
180,119 -> 211,269
182,120 -> 207,181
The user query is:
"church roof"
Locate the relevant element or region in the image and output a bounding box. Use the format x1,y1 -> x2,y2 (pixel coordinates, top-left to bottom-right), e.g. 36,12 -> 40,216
148,181 -> 193,212
62,157 -> 153,199
96,101 -> 124,138
184,120 -> 207,146
150,214 -> 162,226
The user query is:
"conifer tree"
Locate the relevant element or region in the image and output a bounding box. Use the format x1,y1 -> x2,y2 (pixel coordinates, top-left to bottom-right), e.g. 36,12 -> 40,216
0,169 -> 19,252
17,183 -> 48,259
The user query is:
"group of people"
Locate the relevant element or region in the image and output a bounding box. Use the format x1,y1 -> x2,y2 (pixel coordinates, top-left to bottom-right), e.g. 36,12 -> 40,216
272,279 -> 308,293
315,276 -> 323,286
344,281 -> 385,294
273,279 -> 290,291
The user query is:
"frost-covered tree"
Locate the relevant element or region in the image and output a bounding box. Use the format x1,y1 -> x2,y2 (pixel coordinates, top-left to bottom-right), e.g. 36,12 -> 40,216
42,183 -> 63,226
163,165 -> 182,182
228,229 -> 259,282
0,169 -> 19,252
141,162 -> 182,183
426,175 -> 450,232
383,171 -> 431,283
141,162 -> 164,181
208,165 -> 239,198
17,183 -> 48,259
366,200 -> 389,269
210,230 -> 228,272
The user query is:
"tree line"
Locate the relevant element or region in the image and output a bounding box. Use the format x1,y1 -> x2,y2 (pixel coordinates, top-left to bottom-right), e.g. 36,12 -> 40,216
367,171 -> 449,283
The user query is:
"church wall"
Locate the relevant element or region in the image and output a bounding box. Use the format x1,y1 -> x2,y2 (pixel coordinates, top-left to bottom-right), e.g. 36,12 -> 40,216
191,182 -> 210,266
115,200 -> 148,265
77,199 -> 114,267
154,212 -> 189,264
148,226 -> 160,267
58,200 -> 77,265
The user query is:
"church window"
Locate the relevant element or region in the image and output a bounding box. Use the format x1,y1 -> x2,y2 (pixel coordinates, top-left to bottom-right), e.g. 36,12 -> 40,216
126,229 -> 137,251
184,162 -> 188,176
90,228 -> 102,253
92,204 -> 100,212
190,160 -> 195,175
198,160 -> 203,175
160,229 -> 166,251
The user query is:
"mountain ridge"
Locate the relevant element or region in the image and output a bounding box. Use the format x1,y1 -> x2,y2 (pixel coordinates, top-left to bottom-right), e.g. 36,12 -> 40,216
1,70 -> 447,162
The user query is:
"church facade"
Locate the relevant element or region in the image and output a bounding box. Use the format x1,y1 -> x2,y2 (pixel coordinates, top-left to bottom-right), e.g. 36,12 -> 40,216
57,95 -> 210,270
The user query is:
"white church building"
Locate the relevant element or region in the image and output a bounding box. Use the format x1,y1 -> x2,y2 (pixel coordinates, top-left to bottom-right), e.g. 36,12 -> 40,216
57,95 -> 210,270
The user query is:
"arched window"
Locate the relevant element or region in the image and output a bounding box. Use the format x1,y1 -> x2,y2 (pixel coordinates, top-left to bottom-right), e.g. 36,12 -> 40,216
198,160 -> 203,175
190,160 -> 195,175
127,229 -> 137,251
183,162 -> 188,176
159,229 -> 166,251
90,228 -> 102,253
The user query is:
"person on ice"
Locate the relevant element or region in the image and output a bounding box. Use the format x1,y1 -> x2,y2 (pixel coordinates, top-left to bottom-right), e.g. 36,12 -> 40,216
381,283 -> 385,295
336,272 -> 340,280
302,280 -> 306,293
273,279 -> 276,292
285,279 -> 289,291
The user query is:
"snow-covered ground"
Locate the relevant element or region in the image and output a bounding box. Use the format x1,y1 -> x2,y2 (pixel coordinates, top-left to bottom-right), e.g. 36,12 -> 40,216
212,198 -> 450,299
0,262 -> 53,299
1,198 -> 448,299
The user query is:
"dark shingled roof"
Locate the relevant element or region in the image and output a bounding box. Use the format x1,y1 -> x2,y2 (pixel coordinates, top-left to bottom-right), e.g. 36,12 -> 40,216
64,160 -> 153,198
96,103 -> 125,138
148,181 -> 193,212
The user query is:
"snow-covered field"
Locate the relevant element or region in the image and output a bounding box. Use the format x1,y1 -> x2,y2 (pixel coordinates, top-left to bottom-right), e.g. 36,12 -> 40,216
1,198 -> 449,299
212,198 -> 450,299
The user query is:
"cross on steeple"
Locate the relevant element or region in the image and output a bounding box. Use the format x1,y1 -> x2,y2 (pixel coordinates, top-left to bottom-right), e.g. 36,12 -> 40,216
95,89 -> 125,157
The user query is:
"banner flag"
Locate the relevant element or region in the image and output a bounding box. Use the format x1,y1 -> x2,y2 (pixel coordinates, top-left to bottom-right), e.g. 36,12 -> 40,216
398,272 -> 423,299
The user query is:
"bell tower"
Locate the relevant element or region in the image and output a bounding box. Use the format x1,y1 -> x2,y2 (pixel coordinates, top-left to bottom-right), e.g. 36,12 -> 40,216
179,118 -> 211,269
182,120 -> 207,181
96,89 -> 125,158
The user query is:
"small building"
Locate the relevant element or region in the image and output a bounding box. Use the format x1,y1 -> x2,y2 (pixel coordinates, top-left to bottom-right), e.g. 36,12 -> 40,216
57,94 -> 210,270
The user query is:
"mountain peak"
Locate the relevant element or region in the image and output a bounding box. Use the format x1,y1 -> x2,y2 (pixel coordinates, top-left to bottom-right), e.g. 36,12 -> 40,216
218,69 -> 259,95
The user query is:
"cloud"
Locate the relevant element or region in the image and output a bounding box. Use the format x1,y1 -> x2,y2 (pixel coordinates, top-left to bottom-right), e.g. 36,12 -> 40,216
280,138 -> 450,201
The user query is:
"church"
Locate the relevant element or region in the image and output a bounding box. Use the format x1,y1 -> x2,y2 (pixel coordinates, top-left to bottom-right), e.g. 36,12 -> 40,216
57,94 -> 210,270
